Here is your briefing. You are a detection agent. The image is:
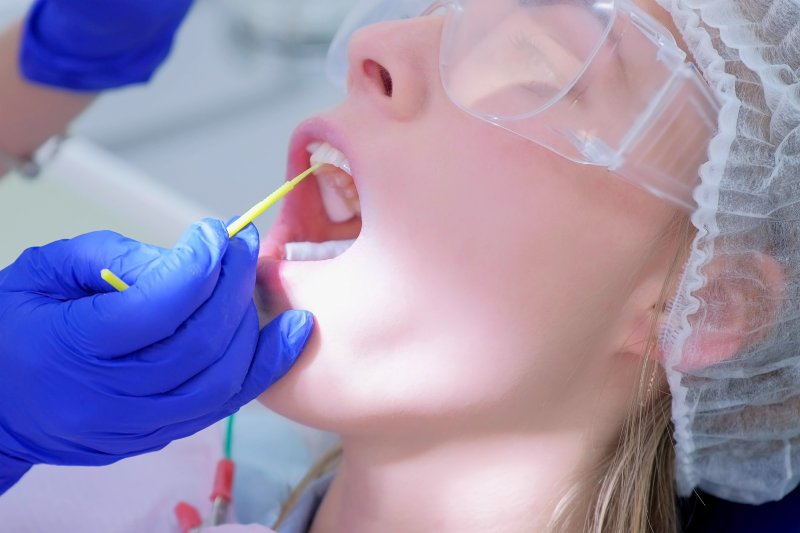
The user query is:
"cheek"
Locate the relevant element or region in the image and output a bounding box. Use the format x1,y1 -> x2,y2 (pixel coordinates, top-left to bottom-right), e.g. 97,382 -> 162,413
384,127 -> 622,331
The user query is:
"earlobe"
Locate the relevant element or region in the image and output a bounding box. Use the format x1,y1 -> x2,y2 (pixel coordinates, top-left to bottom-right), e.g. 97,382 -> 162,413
670,252 -> 785,371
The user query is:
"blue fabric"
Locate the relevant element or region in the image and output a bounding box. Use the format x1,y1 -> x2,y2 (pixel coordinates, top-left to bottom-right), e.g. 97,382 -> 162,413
20,0 -> 194,90
278,473 -> 333,533
0,220 -> 314,495
683,487 -> 800,532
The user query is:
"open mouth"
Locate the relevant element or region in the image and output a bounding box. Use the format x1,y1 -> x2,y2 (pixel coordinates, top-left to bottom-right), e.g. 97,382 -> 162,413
264,138 -> 363,262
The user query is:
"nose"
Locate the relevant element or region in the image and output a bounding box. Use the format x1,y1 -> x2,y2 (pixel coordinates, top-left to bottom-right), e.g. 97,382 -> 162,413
345,16 -> 444,121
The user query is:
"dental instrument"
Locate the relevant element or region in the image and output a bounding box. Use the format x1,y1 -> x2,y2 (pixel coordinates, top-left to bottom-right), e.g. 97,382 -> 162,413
100,163 -> 322,288
173,416 -> 236,531
226,163 -> 322,238
174,502 -> 203,533
209,415 -> 236,526
100,269 -> 130,292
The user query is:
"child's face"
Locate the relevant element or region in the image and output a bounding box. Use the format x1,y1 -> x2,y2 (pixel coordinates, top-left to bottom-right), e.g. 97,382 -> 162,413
256,1 -> 688,438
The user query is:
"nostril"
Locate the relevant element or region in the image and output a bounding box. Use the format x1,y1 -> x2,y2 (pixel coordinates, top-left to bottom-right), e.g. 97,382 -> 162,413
363,59 -> 394,98
379,66 -> 393,97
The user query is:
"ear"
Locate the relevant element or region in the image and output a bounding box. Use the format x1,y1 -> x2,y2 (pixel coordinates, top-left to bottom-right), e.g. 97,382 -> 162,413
666,251 -> 785,371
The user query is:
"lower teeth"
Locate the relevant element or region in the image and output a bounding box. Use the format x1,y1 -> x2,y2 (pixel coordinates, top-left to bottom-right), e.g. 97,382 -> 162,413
284,239 -> 356,261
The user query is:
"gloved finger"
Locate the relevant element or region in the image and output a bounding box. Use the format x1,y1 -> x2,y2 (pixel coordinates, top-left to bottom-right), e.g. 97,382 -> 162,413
0,231 -> 163,298
38,0 -> 195,57
94,305 -> 261,434
108,225 -> 261,395
56,219 -> 229,358
221,310 -> 315,409
135,311 -> 315,446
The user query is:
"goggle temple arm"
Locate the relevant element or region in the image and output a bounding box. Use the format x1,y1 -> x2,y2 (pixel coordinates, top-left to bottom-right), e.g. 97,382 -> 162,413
611,63 -> 721,213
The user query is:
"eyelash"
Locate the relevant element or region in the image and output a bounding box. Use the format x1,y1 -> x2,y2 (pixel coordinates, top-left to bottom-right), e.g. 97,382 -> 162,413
508,32 -> 555,97
509,31 -> 539,53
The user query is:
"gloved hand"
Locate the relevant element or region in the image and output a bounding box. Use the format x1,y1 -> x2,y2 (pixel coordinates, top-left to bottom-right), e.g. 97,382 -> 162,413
0,220 -> 314,494
20,0 -> 194,90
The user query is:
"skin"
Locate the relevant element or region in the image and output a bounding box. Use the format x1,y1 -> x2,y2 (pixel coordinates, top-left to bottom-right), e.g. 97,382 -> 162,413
0,22 -> 94,171
257,2 -> 694,531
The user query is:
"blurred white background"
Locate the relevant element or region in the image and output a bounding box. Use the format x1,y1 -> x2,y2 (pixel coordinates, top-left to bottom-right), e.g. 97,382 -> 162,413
0,0 -> 356,265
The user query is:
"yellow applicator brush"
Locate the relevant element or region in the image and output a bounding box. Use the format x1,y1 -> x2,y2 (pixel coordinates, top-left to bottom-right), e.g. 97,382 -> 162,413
101,163 -> 322,292
225,163 -> 321,238
100,269 -> 130,292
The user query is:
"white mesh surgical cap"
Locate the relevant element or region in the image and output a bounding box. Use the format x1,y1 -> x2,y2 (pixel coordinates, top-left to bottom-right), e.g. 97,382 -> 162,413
657,0 -> 800,504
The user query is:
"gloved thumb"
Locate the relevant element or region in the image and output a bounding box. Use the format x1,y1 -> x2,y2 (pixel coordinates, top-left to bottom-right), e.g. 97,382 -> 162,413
59,219 -> 232,357
221,311 -> 315,410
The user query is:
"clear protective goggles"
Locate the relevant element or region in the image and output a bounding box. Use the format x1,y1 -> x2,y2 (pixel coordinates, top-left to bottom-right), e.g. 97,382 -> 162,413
326,0 -> 721,211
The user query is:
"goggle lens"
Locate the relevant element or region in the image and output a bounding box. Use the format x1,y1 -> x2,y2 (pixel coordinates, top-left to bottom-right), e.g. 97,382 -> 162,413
440,0 -> 614,119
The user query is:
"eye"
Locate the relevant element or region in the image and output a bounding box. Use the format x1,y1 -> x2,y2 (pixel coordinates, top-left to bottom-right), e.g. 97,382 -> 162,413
522,80 -> 557,98
509,33 -> 558,88
509,31 -> 544,55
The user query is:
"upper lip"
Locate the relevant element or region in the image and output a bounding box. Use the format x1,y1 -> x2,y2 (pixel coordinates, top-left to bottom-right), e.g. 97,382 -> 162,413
287,116 -> 358,190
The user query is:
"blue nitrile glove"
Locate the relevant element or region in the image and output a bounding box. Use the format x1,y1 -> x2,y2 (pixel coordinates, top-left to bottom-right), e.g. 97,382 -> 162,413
0,220 -> 314,495
20,0 -> 194,90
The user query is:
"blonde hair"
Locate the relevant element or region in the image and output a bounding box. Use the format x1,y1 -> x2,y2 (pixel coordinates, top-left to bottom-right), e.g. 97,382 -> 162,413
565,212 -> 693,533
274,215 -> 694,533
273,447 -> 342,528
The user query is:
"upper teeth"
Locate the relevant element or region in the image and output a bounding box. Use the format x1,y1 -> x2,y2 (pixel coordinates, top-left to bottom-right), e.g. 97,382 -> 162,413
308,141 -> 351,175
308,142 -> 360,223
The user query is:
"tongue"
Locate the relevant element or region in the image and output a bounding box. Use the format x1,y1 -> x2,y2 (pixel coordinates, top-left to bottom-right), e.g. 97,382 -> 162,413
284,240 -> 357,261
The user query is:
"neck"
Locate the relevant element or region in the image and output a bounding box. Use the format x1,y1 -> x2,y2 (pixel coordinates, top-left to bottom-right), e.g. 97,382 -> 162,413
310,429 -> 611,533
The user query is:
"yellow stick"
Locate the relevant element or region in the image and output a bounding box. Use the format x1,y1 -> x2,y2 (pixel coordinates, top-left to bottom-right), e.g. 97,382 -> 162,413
101,164 -> 321,292
226,164 -> 321,238
100,268 -> 130,292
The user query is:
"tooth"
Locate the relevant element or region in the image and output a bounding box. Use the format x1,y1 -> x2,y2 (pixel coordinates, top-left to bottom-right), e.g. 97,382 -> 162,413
285,240 -> 356,261
308,142 -> 360,223
317,170 -> 357,223
309,142 -> 352,175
